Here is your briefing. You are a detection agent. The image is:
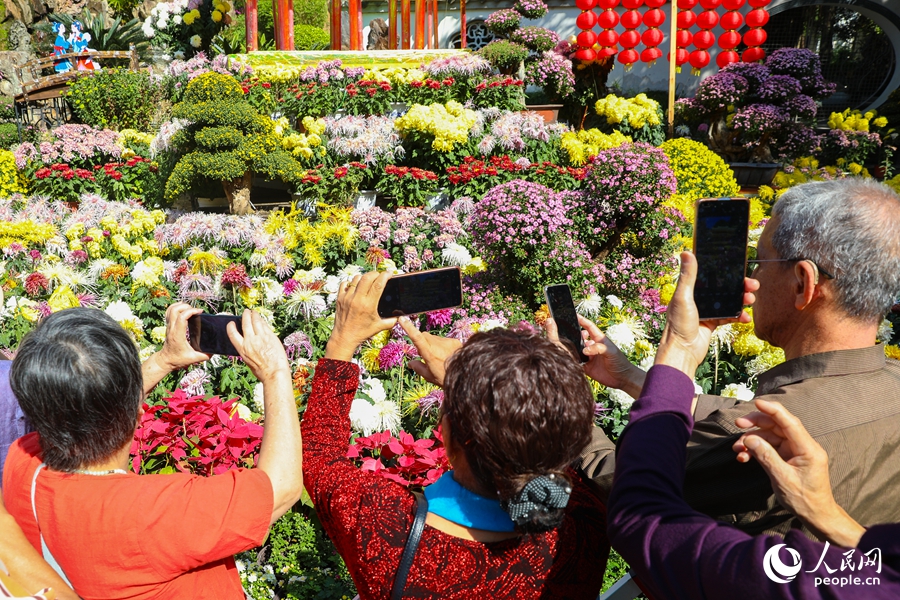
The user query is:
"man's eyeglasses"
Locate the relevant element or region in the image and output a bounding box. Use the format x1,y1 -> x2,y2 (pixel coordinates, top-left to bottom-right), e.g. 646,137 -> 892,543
746,258 -> 835,282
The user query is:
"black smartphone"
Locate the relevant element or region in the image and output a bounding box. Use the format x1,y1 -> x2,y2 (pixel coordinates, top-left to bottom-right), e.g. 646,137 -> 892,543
693,198 -> 750,320
377,267 -> 463,318
544,283 -> 588,363
187,314 -> 243,356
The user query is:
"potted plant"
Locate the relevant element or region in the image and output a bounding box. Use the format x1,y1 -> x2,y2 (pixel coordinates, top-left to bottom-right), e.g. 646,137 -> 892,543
478,40 -> 529,76
375,165 -> 440,208
676,49 -> 835,188
524,51 -> 574,123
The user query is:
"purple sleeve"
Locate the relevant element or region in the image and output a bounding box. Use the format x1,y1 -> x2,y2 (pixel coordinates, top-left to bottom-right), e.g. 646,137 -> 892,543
607,365 -> 900,600
0,361 -> 30,485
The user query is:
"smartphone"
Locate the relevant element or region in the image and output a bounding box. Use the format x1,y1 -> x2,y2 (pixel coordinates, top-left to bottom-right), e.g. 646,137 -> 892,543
544,284 -> 588,363
187,314 -> 243,356
377,267 -> 463,318
693,198 -> 751,320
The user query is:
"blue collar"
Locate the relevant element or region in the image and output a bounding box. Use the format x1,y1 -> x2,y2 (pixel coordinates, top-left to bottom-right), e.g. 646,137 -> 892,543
423,471 -> 516,532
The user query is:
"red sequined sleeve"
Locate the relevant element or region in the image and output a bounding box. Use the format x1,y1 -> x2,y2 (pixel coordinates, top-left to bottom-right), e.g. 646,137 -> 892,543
301,359 -> 416,594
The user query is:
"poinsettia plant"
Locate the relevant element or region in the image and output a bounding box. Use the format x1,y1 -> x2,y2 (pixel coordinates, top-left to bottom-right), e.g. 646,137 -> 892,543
131,389 -> 263,476
347,428 -> 450,487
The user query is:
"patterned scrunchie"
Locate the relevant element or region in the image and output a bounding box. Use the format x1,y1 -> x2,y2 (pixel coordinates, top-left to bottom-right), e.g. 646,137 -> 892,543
502,474 -> 572,524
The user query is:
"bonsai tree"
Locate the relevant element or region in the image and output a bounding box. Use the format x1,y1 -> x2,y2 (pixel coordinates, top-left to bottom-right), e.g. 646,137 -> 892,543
677,49 -> 835,164
165,72 -> 304,214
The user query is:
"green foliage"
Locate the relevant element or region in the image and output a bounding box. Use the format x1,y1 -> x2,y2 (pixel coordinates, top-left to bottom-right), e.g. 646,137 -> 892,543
294,0 -> 328,28
66,69 -> 165,131
0,123 -> 17,150
294,24 -> 329,50
165,72 -> 306,203
478,40 -> 529,73
52,7 -> 149,59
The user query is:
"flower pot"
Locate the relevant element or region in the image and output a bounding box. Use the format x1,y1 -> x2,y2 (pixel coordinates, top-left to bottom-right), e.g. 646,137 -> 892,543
525,104 -> 564,124
355,189 -> 378,210
193,196 -> 230,212
728,162 -> 781,190
868,164 -> 887,180
388,102 -> 410,118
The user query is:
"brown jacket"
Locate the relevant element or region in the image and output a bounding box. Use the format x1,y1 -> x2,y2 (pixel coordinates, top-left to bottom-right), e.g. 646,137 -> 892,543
579,345 -> 900,539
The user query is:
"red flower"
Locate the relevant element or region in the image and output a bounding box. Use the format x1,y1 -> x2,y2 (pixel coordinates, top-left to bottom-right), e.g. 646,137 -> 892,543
51,163 -> 69,171
442,78 -> 454,87
24,272 -> 50,296
427,80 -> 441,89
108,170 -> 123,181
410,80 -> 424,88
334,167 -> 349,179
34,167 -> 51,179
261,82 -> 271,88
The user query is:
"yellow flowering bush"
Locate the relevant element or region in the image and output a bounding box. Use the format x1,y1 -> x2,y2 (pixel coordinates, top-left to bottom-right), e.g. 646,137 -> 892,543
594,93 -> 665,144
264,205 -> 358,267
395,101 -> 478,153
0,150 -> 26,198
558,129 -> 631,166
660,138 -> 741,224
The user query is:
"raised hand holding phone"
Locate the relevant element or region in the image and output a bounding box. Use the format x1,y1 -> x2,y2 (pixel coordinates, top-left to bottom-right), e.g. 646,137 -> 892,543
544,284 -> 588,363
693,197 -> 750,320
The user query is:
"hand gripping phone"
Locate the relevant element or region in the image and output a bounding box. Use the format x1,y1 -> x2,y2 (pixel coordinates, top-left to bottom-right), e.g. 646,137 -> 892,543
693,197 -> 751,320
544,283 -> 588,363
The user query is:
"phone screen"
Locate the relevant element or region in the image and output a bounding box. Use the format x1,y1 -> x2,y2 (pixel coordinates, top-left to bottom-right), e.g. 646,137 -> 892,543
544,284 -> 588,363
693,198 -> 750,320
377,267 -> 463,318
187,314 -> 243,356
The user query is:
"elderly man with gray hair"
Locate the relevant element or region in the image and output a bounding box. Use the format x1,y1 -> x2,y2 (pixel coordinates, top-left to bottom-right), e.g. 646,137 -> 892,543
573,178 -> 900,539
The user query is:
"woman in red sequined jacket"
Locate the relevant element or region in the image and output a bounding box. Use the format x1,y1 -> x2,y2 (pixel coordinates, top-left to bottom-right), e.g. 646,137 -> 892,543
301,272 -> 609,599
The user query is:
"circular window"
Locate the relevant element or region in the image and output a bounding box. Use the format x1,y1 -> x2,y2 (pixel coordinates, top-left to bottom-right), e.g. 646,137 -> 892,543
761,5 -> 896,113
449,19 -> 496,50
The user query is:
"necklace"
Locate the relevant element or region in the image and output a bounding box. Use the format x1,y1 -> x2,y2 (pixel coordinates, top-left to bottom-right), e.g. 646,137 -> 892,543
72,468 -> 128,476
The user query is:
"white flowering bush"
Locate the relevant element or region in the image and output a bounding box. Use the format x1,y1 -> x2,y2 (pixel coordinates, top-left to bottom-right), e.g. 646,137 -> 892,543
142,0 -> 230,58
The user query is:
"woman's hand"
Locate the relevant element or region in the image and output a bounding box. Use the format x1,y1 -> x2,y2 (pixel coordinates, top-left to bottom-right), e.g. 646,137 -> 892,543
655,252 -> 757,377
325,271 -> 399,362
227,310 -> 291,384
157,302 -> 211,370
399,316 -> 462,386
733,399 -> 865,548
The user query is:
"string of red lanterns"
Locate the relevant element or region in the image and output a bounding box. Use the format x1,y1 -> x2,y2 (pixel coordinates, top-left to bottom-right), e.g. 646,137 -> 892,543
597,0 -> 621,59
575,0 -> 599,61
617,0 -> 644,69
641,0 -> 666,64
743,0 -> 770,62
672,0 -> 696,71
716,0 -> 743,67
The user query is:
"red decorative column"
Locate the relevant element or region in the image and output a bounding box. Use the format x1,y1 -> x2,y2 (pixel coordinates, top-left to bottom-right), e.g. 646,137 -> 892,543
402,0 -> 411,49
617,0 -> 643,69
389,0 -> 397,49
348,0 -> 360,50
460,0 -> 466,49
274,0 -> 294,50
742,0 -> 770,62
415,0 -> 425,48
330,0 -> 341,49
245,0 -> 258,51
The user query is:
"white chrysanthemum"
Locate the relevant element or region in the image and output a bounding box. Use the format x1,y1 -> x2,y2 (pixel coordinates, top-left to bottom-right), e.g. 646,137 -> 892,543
605,295 -> 624,309
607,387 -> 634,408
38,263 -> 88,291
324,275 -> 341,296
709,324 -> 736,354
441,242 -> 472,268
746,348 -> 786,378
131,257 -> 164,288
350,381 -> 402,435
157,17 -> 168,29
605,316 -> 646,354
479,319 -> 505,332
105,301 -> 144,335
349,397 -> 379,434
284,289 -> 326,320
721,382 -> 755,401
150,325 -> 167,345
877,318 -> 893,344
252,382 -> 265,414
576,294 -> 603,318
255,277 -> 283,305
190,34 -> 202,48
294,267 -> 326,284
234,403 -> 252,421
88,258 -> 117,280
339,264 -> 364,280
139,345 -> 157,362
142,22 -> 155,38
360,377 -> 387,403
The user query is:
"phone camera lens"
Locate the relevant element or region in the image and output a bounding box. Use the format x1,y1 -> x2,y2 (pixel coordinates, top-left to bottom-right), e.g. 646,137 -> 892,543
384,295 -> 392,301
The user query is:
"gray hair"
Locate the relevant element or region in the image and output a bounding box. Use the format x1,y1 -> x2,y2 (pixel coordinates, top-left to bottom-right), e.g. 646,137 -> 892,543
771,178 -> 900,323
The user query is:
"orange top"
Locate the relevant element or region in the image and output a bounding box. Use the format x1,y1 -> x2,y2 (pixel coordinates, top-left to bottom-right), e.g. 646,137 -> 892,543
2,433 -> 273,600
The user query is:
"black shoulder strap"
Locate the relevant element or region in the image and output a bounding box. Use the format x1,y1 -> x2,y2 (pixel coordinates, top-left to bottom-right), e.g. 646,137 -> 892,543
391,491 -> 429,600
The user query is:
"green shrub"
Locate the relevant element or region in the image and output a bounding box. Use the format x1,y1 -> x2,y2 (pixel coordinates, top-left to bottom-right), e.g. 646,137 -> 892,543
294,24 -> 329,50
0,123 -> 17,150
66,69 -> 164,131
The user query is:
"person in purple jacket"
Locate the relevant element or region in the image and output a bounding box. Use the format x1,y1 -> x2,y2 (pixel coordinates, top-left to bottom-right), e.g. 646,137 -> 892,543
606,251 -> 900,599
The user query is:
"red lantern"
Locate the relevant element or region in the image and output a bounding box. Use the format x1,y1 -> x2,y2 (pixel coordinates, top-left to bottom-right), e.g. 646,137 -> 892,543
720,10 -> 742,30
618,29 -> 639,48
742,47 -> 765,62
693,29 -> 714,49
677,9 -> 696,28
675,47 -> 690,65
743,27 -> 767,47
745,8 -> 769,27
598,0 -> 619,7
618,48 -> 640,66
676,29 -> 693,47
645,0 -> 665,6
717,49 -> 740,68
575,0 -> 597,9
747,0 -> 770,6
576,11 -> 597,29
622,0 -> 642,7
722,0 -> 744,9
597,10 -> 619,28
689,49 -> 710,72
598,46 -> 617,58
621,9 -> 642,28
641,47 -> 663,63
641,27 -> 664,47
698,0 -> 720,7
643,8 -> 665,27
695,9 -> 719,29
677,0 -> 698,7
598,29 -> 619,46
577,30 -> 598,48
718,30 -> 741,49
575,48 -> 598,61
